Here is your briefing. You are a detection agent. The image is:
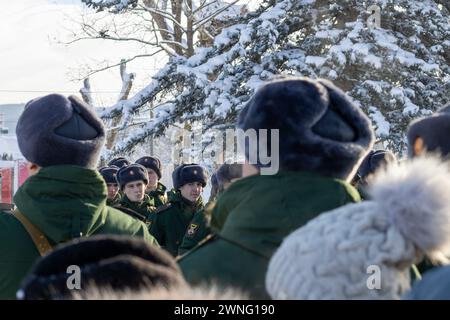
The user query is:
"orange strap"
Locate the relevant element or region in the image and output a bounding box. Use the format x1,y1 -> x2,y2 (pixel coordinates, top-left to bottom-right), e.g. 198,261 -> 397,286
11,209 -> 53,256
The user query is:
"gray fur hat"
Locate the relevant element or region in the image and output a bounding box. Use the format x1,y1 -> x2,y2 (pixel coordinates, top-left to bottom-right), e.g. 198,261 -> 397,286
16,94 -> 105,169
108,157 -> 131,168
407,102 -> 450,158
237,77 -> 374,181
216,163 -> 243,189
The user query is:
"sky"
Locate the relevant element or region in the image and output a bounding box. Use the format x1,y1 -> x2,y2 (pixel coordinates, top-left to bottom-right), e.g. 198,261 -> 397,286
0,0 -> 163,106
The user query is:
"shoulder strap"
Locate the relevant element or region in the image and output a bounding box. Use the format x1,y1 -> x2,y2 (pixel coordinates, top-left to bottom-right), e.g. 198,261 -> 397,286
11,209 -> 53,256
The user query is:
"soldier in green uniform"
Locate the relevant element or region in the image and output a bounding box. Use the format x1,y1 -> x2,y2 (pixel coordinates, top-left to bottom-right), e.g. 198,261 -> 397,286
135,156 -> 167,208
0,94 -> 158,300
178,77 -> 374,299
99,166 -> 121,206
150,164 -> 207,256
115,163 -> 157,226
178,164 -> 243,256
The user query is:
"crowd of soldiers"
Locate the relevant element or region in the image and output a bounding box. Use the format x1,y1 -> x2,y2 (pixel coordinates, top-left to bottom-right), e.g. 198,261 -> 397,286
1,77 -> 450,300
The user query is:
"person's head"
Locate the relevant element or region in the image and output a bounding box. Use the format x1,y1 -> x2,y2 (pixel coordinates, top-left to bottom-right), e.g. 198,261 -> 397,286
135,156 -> 162,191
108,157 -> 131,169
216,163 -> 243,191
16,94 -> 105,171
407,102 -> 450,158
99,166 -> 120,200
355,149 -> 397,186
18,235 -> 186,300
237,77 -> 374,181
117,164 -> 148,202
172,164 -> 208,203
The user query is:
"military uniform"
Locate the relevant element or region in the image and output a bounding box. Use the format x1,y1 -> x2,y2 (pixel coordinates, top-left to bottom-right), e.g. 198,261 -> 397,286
178,171 -> 361,299
0,166 -> 159,299
147,182 -> 168,208
106,193 -> 122,207
150,190 -> 203,257
115,194 -> 157,228
177,200 -> 214,256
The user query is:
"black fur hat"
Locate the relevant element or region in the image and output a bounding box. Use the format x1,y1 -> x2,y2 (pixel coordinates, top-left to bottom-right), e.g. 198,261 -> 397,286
18,235 -> 186,300
237,77 -> 374,181
407,102 -> 450,158
16,94 -> 105,169
108,157 -> 131,168
135,156 -> 162,179
117,164 -> 149,190
357,150 -> 396,180
99,166 -> 119,184
216,163 -> 243,188
172,164 -> 208,190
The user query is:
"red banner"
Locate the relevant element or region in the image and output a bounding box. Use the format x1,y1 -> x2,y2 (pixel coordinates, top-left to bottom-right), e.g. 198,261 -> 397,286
0,168 -> 13,204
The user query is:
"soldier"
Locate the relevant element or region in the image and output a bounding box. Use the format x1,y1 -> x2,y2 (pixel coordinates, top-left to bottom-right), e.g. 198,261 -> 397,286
353,149 -> 397,200
108,157 -> 130,168
178,77 -> 374,298
178,163 -> 243,256
0,94 -> 158,299
99,166 -> 121,206
115,164 -> 156,226
150,164 -> 207,256
135,156 -> 167,208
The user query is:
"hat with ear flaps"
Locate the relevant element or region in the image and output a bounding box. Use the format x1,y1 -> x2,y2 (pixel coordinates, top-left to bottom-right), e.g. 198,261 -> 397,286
407,102 -> 450,158
236,77 -> 374,181
16,94 -> 105,169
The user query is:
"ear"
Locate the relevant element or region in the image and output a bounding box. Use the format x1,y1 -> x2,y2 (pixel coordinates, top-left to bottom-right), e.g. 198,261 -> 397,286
27,162 -> 41,176
413,137 -> 424,156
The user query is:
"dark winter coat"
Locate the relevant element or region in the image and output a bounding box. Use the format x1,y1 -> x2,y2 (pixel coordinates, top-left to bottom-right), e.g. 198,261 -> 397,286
116,194 -> 156,227
178,171 -> 361,299
150,190 -> 203,257
0,165 -> 158,299
146,182 -> 168,208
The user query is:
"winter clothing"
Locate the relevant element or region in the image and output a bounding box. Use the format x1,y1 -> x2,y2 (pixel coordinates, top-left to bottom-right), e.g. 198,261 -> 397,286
116,194 -> 156,227
209,173 -> 219,202
151,190 -> 204,256
99,166 -> 119,184
172,164 -> 208,190
18,235 -> 185,300
178,171 -> 361,298
147,182 -> 168,208
216,163 -> 243,191
16,94 -> 105,169
266,157 -> 450,300
357,150 -> 397,180
178,201 -> 214,256
106,193 -> 122,207
407,102 -> 450,157
237,77 -> 374,181
0,165 -> 158,299
136,156 -> 162,180
117,164 -> 149,190
108,157 -> 130,168
404,265 -> 450,300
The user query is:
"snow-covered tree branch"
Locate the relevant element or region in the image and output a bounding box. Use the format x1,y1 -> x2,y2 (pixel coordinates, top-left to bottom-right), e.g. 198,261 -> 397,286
100,0 -> 449,156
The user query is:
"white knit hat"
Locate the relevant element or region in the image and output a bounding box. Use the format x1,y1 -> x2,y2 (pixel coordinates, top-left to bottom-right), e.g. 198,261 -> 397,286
266,156 -> 450,300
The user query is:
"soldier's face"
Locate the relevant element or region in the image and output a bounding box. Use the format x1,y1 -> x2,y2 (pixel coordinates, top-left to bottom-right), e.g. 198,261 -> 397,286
124,180 -> 146,202
179,182 -> 203,202
146,169 -> 159,190
106,183 -> 119,199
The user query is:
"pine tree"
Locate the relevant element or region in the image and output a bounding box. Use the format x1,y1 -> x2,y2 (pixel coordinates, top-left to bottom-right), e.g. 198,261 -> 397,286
100,0 -> 449,156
